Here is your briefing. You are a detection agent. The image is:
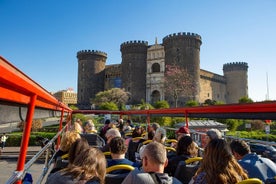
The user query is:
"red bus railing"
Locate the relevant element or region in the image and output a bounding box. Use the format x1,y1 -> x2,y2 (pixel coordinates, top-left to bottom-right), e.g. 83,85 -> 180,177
1,56 -> 72,184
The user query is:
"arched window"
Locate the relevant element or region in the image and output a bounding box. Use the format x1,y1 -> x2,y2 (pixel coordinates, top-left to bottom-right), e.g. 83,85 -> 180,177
152,63 -> 160,73
151,90 -> 161,104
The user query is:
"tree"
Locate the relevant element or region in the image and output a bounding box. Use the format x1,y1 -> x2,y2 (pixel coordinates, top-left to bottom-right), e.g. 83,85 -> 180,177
163,64 -> 195,107
99,102 -> 119,110
185,100 -> 199,107
239,96 -> 254,103
92,88 -> 130,110
153,100 -> 170,109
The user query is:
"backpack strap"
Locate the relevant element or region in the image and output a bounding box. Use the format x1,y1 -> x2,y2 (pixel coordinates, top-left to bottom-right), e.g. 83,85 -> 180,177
148,172 -> 162,184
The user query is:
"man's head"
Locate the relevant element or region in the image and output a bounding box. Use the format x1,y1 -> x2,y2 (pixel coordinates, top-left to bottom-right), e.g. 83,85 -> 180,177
105,128 -> 121,144
230,139 -> 251,160
109,137 -> 127,156
140,142 -> 168,173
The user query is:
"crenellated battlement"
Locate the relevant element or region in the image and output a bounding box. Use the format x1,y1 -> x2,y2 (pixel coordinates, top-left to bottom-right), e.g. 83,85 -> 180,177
223,62 -> 248,72
121,40 -> 148,46
77,50 -> 107,58
120,40 -> 148,53
163,32 -> 202,42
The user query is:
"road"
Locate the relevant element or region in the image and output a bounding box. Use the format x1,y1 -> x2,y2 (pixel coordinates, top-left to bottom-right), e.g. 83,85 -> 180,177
0,147 -> 53,184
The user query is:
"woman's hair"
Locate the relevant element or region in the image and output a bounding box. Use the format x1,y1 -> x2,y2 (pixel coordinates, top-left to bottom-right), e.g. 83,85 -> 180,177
60,131 -> 81,151
177,136 -> 198,157
62,147 -> 106,184
68,137 -> 90,164
194,139 -> 248,184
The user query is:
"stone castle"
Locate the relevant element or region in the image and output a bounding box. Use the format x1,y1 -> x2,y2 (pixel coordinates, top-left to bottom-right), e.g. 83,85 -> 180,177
77,32 -> 248,109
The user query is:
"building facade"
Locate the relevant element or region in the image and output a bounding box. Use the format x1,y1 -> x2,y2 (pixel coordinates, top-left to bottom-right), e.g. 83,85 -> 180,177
77,32 -> 248,109
53,89 -> 77,106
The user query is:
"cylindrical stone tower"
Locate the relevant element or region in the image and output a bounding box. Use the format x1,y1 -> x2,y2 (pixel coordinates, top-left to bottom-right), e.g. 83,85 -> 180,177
120,40 -> 148,104
223,62 -> 248,104
162,32 -> 202,105
77,50 -> 107,109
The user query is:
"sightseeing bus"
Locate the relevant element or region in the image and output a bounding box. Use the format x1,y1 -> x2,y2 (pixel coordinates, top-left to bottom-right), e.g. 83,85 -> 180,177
1,56 -> 275,184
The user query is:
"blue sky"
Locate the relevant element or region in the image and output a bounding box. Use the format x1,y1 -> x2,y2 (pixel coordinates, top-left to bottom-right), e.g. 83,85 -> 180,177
1,0 -> 275,102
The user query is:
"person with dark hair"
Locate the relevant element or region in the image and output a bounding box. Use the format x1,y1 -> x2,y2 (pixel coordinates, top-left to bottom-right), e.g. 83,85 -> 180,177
190,139 -> 248,184
99,119 -> 112,142
46,147 -> 106,184
122,142 -> 181,184
165,136 -> 198,176
108,137 -> 140,173
230,139 -> 276,182
132,125 -> 142,138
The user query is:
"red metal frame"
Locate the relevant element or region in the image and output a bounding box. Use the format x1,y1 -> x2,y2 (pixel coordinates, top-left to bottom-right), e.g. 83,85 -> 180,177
1,56 -> 72,184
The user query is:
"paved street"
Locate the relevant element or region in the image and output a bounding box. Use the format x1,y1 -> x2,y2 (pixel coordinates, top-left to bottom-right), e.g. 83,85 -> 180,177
0,147 -> 52,184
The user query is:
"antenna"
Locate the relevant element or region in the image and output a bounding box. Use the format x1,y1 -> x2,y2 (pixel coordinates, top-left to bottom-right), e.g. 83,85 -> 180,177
266,72 -> 269,100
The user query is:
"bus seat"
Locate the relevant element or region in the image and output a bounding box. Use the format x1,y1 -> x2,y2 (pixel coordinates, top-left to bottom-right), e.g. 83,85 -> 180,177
237,178 -> 263,184
105,165 -> 135,184
127,139 -> 141,162
104,151 -> 111,159
174,157 -> 202,184
265,176 -> 276,184
80,133 -> 105,148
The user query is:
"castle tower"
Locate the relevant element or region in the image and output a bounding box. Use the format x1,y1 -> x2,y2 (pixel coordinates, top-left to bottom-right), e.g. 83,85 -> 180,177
162,32 -> 202,106
120,40 -> 148,104
223,62 -> 248,104
77,50 -> 107,109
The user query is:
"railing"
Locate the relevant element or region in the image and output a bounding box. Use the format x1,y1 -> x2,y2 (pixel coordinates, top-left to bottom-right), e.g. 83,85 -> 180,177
1,56 -> 72,184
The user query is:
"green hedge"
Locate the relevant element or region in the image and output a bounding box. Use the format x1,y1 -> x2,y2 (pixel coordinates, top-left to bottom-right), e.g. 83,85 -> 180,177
6,132 -> 56,147
226,131 -> 276,142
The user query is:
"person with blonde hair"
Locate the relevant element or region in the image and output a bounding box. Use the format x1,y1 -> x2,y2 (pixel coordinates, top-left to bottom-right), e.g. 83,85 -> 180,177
46,147 -> 106,184
190,139 -> 248,184
53,131 -> 81,161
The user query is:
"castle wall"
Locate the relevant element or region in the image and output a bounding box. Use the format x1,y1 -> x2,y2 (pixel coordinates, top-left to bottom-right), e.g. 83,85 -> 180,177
199,69 -> 226,103
223,62 -> 248,103
104,64 -> 121,90
146,42 -> 165,104
163,32 -> 202,105
120,41 -> 148,104
77,50 -> 107,109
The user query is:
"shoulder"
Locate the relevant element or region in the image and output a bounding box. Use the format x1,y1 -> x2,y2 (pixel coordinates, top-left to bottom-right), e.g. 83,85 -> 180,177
122,169 -> 153,184
193,172 -> 206,184
46,171 -> 74,184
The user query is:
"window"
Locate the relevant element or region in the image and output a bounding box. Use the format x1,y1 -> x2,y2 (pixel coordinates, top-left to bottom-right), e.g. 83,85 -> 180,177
152,63 -> 160,73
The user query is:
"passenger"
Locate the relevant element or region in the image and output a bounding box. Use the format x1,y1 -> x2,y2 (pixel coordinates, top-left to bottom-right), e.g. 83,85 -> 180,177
83,119 -> 97,134
100,128 -> 121,152
165,136 -> 199,176
205,128 -> 222,145
153,127 -> 166,144
53,131 -> 81,161
122,142 -> 182,184
99,119 -> 112,142
46,147 -> 106,184
123,119 -> 133,133
50,137 -> 90,173
132,125 -> 143,138
175,126 -> 190,141
71,119 -> 84,134
151,122 -> 160,133
107,137 -> 140,173
190,139 -> 248,184
230,139 -> 276,182
117,118 -> 125,137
